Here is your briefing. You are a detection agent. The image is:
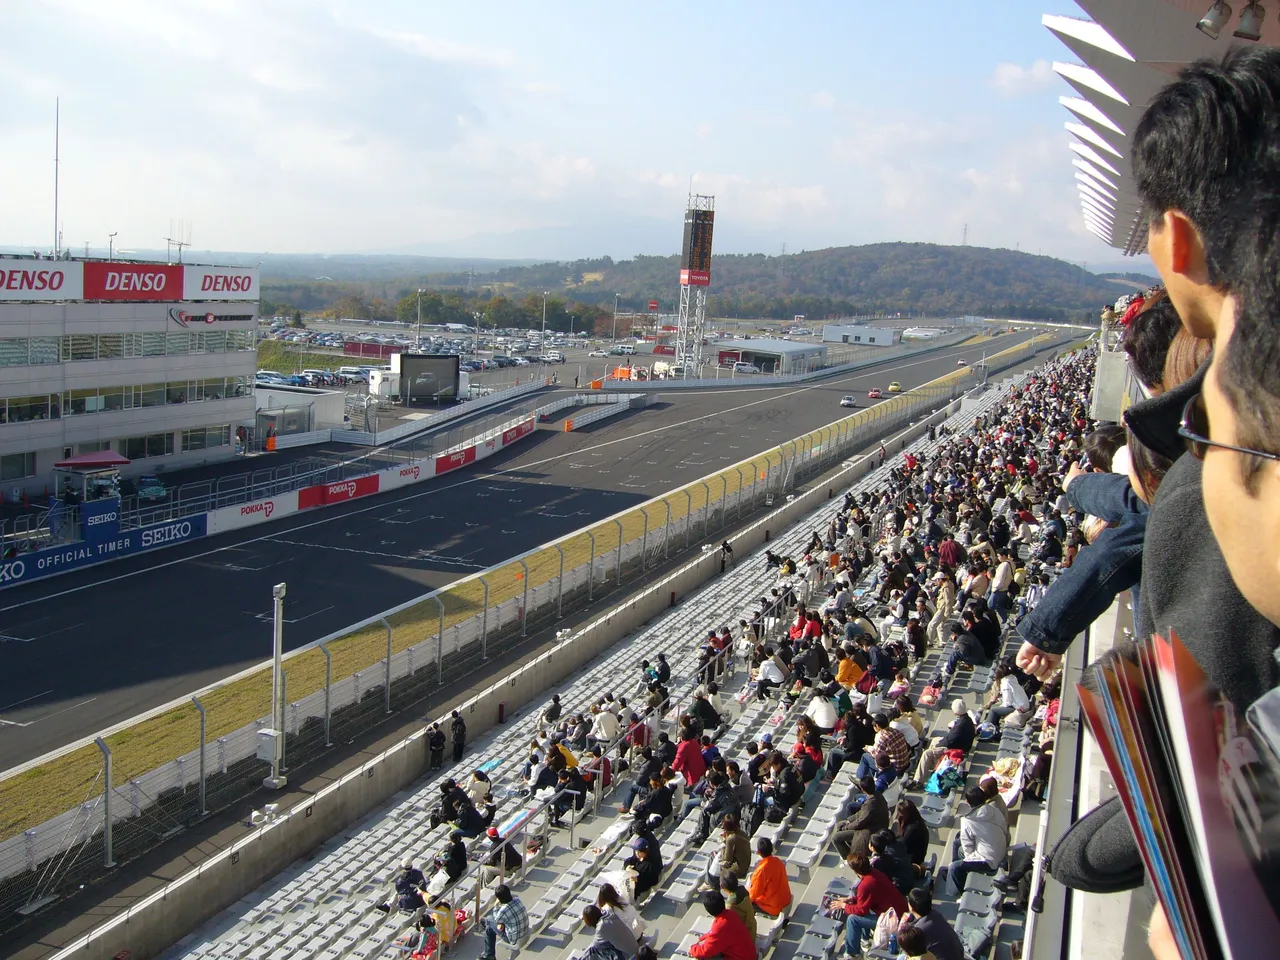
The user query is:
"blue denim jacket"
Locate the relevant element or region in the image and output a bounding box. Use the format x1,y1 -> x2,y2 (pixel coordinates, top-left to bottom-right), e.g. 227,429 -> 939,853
1016,474 -> 1148,656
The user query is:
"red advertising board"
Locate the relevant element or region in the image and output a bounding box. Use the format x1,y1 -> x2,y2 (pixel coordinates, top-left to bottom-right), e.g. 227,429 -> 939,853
435,446 -> 477,476
648,299 -> 659,311
298,474 -> 380,509
718,350 -> 742,366
652,345 -> 676,356
679,269 -> 711,287
501,419 -> 535,446
82,262 -> 184,301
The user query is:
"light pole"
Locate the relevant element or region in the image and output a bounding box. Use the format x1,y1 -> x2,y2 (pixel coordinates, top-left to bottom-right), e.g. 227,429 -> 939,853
264,582 -> 288,789
108,232 -> 117,260
541,291 -> 548,374
613,293 -> 619,341
416,288 -> 425,347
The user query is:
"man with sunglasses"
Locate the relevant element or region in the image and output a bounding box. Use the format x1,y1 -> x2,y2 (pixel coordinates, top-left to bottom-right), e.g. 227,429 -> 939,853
1023,48 -> 1280,945
1191,193 -> 1280,630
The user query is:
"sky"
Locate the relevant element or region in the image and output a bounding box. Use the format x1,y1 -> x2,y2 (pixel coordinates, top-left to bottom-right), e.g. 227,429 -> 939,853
0,0 -> 1144,270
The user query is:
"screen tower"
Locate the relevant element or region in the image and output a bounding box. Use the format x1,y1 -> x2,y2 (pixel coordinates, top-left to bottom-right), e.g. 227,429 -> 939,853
675,193 -> 715,377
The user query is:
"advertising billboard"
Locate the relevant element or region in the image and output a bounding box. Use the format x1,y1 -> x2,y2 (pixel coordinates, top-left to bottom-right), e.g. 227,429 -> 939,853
400,353 -> 461,402
679,209 -> 714,286
83,262 -> 185,301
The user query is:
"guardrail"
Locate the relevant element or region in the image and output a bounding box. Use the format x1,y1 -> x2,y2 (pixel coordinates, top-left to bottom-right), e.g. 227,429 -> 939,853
0,333 -> 1067,927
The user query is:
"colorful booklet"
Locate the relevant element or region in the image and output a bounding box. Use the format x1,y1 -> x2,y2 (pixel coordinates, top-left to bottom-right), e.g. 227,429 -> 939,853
1076,630 -> 1280,960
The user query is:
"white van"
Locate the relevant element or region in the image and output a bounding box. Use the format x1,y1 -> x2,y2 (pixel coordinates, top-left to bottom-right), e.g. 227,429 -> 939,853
732,361 -> 761,375
611,344 -> 636,356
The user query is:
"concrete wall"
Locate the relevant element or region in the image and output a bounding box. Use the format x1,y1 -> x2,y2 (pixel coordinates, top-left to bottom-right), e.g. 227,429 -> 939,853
50,395 -> 967,960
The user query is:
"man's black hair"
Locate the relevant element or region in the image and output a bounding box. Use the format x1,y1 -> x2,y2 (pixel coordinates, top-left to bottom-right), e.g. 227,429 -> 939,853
906,885 -> 932,914
1122,294 -> 1182,390
1133,46 -> 1280,284
701,889 -> 726,915
1218,188 -> 1280,486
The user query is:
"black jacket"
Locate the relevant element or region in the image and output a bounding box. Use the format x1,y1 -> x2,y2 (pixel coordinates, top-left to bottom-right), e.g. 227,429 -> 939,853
1126,367 -> 1280,713
940,714 -> 976,754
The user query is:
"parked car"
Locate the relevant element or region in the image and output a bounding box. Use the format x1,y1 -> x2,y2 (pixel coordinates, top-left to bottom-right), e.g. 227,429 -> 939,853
840,395 -> 857,408
732,362 -> 761,375
588,349 -> 609,357
887,381 -> 903,392
867,388 -> 883,399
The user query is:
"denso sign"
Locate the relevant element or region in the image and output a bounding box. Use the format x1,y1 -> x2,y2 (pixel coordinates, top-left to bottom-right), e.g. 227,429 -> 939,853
183,266 -> 260,300
0,262 -> 85,301
83,262 -> 183,301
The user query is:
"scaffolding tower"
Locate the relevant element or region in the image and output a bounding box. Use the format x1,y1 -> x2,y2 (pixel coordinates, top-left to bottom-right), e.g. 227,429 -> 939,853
674,193 -> 715,377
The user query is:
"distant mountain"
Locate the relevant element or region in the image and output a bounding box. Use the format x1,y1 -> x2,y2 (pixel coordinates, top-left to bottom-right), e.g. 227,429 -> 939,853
414,242 -> 1132,320
1096,271 -> 1160,289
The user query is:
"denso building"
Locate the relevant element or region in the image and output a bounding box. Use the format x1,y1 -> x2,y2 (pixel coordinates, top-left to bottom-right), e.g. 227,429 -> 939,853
0,257 -> 260,494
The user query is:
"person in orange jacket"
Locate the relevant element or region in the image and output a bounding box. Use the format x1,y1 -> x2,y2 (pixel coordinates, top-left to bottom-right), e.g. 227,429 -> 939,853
689,890 -> 758,960
747,837 -> 792,918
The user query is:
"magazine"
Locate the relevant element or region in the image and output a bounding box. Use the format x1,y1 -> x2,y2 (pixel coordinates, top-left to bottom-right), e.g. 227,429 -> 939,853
1076,630 -> 1280,960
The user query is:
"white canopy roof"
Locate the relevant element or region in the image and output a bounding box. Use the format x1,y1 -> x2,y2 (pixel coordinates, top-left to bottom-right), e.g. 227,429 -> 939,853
1045,0 -> 1280,255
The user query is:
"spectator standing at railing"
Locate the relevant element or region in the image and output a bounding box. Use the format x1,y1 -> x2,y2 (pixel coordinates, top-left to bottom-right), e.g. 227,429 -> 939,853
427,723 -> 446,770
449,711 -> 467,763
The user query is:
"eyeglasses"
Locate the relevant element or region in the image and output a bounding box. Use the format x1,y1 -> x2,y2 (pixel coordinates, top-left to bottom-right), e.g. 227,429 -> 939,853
1178,393 -> 1280,463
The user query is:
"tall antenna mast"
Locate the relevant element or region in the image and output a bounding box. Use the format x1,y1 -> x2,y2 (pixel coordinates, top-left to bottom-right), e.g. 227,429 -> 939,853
53,98 -> 60,256
962,223 -> 968,246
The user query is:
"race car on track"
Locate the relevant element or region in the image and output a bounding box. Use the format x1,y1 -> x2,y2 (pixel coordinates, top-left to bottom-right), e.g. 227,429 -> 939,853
888,381 -> 903,392
867,388 -> 883,399
137,475 -> 168,502
840,395 -> 857,408
957,359 -> 969,366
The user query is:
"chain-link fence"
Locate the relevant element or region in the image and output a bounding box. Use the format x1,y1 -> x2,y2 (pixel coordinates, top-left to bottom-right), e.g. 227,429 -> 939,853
0,333 -> 1064,928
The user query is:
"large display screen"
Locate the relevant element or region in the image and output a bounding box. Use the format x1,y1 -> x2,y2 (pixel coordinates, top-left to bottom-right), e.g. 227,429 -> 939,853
401,354 -> 460,401
679,209 -> 714,286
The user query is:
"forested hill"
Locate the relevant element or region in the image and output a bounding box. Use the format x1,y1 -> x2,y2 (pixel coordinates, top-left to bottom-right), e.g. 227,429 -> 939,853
416,242 -> 1127,320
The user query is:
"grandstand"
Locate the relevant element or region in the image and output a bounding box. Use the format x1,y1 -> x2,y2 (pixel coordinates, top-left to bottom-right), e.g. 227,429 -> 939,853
124,353 -> 1083,960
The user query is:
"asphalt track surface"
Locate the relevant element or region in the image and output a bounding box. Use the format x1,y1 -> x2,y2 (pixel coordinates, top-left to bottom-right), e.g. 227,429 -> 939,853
0,334 -> 1038,768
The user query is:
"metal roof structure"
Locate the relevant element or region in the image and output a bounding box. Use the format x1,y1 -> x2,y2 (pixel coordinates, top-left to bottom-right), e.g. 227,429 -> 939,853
1045,0 -> 1280,256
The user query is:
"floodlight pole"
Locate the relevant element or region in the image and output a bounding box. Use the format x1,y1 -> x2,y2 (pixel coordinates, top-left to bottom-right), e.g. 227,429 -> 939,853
264,582 -> 288,789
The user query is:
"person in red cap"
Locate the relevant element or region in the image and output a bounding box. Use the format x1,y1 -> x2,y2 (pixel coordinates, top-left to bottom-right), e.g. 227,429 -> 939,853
481,826 -> 523,885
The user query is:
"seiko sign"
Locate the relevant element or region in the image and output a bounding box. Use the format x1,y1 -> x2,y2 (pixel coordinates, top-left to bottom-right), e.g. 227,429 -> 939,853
140,520 -> 192,548
86,511 -> 119,526
0,560 -> 25,583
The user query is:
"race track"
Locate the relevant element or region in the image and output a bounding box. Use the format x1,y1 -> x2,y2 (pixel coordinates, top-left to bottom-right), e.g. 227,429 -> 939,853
0,334 -> 1037,767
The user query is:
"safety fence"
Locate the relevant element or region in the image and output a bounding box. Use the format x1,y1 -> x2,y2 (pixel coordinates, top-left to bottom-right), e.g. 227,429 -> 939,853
0,333 -> 1065,927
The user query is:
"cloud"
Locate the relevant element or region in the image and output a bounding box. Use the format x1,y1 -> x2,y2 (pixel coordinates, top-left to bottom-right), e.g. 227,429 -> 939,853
811,90 -> 837,110
990,59 -> 1056,96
